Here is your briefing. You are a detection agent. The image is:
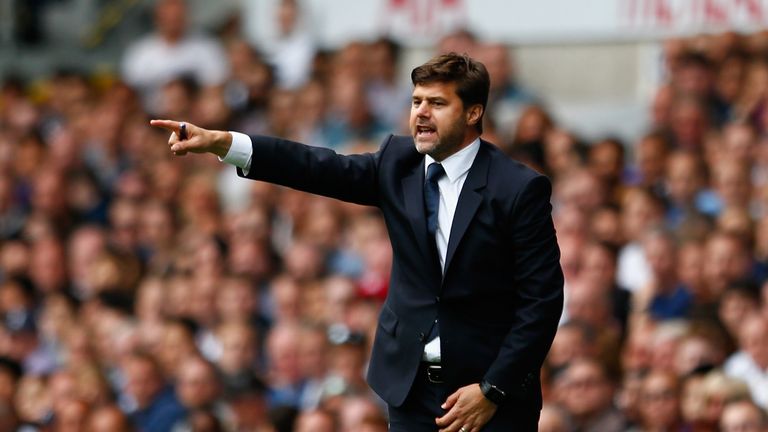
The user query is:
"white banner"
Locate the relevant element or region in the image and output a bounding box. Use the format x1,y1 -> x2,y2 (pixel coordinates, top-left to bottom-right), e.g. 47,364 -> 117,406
243,0 -> 768,47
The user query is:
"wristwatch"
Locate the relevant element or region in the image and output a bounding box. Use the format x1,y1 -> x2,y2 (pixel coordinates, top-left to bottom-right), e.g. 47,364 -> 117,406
480,380 -> 506,405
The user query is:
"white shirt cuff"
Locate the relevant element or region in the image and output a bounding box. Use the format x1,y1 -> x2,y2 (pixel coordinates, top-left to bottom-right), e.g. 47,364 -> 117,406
219,131 -> 253,173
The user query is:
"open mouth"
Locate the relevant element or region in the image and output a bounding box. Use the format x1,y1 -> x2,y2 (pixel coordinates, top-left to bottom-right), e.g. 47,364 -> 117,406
416,125 -> 436,138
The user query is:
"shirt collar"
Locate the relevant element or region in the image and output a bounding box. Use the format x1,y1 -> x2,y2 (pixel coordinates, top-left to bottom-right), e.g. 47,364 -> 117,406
424,138 -> 481,183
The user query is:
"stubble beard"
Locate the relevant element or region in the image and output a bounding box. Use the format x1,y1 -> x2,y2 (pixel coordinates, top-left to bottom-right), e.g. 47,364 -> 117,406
413,117 -> 467,161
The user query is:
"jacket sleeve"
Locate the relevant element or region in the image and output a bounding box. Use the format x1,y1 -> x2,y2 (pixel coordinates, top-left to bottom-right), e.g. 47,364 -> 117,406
483,175 -> 564,397
236,135 -> 390,207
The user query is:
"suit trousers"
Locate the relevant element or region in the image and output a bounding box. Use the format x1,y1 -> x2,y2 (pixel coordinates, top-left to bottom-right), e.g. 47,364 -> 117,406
387,365 -> 540,432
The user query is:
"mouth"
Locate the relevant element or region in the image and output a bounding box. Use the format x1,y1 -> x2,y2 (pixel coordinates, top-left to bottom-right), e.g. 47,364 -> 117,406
415,125 -> 436,139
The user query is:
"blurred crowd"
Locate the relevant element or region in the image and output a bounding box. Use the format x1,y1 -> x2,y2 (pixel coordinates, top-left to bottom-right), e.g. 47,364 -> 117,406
1,0 -> 768,431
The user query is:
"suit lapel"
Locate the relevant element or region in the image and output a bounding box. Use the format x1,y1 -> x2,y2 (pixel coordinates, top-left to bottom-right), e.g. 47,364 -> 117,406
401,161 -> 436,268
444,142 -> 490,274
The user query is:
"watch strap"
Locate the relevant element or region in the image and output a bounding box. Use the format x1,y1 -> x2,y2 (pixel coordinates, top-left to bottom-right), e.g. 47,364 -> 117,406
480,380 -> 506,405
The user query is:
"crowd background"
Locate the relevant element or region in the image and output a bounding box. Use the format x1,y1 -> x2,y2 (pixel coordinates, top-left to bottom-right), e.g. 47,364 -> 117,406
2,0 -> 768,431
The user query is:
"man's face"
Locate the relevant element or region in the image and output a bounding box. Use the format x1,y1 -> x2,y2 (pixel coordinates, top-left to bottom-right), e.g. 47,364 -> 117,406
124,359 -> 162,409
410,82 -> 473,161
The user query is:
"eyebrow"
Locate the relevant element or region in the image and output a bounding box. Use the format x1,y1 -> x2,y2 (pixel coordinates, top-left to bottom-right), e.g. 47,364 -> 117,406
412,96 -> 448,102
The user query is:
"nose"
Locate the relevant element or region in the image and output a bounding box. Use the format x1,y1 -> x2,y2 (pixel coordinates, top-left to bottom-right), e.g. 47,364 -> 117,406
414,101 -> 429,118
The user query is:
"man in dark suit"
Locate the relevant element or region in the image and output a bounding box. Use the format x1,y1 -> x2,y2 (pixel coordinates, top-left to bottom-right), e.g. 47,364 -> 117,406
151,52 -> 563,431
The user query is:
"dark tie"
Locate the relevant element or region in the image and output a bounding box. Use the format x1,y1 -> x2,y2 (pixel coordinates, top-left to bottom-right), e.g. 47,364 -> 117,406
425,162 -> 445,237
424,162 -> 445,345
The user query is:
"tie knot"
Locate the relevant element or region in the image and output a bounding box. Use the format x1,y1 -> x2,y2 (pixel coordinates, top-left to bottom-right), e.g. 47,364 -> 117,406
426,163 -> 445,183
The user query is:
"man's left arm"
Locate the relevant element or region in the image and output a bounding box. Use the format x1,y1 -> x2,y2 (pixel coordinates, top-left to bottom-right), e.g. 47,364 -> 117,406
483,175 -> 564,393
436,175 -> 564,432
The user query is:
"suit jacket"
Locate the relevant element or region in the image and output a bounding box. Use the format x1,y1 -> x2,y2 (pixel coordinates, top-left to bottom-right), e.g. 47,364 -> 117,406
238,134 -> 563,420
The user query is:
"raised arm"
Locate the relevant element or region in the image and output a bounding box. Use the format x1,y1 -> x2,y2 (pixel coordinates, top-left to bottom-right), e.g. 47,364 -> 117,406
150,120 -> 383,207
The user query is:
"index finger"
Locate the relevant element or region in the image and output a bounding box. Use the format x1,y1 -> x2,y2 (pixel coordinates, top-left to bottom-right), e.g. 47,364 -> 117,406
149,119 -> 181,134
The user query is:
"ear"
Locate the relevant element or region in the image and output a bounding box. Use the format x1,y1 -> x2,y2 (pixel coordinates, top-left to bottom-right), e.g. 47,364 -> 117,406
466,104 -> 483,127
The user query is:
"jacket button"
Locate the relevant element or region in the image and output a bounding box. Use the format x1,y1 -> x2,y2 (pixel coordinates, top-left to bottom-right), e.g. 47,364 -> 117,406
418,332 -> 426,342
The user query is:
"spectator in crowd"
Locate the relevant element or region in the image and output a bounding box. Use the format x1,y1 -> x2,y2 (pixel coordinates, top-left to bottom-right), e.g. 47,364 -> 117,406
629,132 -> 670,193
538,403 -> 572,432
214,321 -> 260,395
85,404 -> 135,432
258,0 -> 316,90
264,322 -> 306,409
122,0 -> 229,113
120,352 -> 186,432
630,369 -> 684,432
617,187 -> 665,293
553,357 -> 626,431
171,356 -> 229,430
365,38 -> 412,131
720,399 -> 768,432
632,228 -> 693,322
477,43 -> 538,130
724,314 -> 768,408
294,408 -> 337,432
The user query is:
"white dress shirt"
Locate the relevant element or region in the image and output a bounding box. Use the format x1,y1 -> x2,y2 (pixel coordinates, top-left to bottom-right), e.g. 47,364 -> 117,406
421,139 -> 480,362
220,134 -> 482,362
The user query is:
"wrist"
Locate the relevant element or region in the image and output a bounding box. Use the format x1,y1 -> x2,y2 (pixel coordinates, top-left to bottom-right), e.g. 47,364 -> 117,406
480,380 -> 506,406
211,130 -> 233,158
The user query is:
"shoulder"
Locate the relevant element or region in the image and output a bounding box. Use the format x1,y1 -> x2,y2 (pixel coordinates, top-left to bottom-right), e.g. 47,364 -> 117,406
123,35 -> 160,59
383,134 -> 416,151
378,134 -> 419,161
183,34 -> 225,51
724,351 -> 752,369
481,140 -> 548,194
372,135 -> 424,178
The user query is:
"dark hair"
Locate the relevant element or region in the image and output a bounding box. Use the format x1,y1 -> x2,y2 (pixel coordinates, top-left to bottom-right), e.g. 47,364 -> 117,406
411,52 -> 490,133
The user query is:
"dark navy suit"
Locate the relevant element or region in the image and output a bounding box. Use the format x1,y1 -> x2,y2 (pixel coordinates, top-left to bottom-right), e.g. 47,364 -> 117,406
237,134 -> 564,430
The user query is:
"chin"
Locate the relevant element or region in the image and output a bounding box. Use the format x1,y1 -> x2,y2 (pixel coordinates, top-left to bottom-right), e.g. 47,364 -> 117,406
414,139 -> 438,155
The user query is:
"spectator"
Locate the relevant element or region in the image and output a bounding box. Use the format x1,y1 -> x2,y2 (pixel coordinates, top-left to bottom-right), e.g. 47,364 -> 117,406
213,320 -> 262,397
632,228 -> 693,322
171,356 -> 229,430
720,400 -> 768,432
630,132 -> 670,192
255,0 -> 315,90
553,357 -> 626,432
616,187 -> 665,293
85,404 -> 134,432
264,323 -> 306,408
477,43 -> 538,130
699,231 -> 753,311
718,282 -> 761,341
294,408 -> 336,432
630,369 -> 684,432
724,314 -> 768,408
538,403 -> 572,432
365,38 -> 411,131
673,327 -> 727,376
698,370 -> 752,430
122,0 -> 229,113
120,352 -> 186,432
